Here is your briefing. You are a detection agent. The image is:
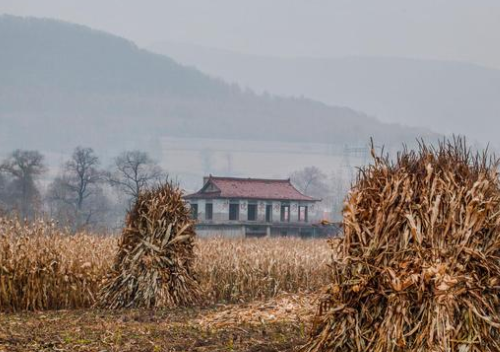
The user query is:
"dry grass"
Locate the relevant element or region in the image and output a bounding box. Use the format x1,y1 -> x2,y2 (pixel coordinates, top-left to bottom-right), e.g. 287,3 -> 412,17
0,295 -> 311,352
0,218 -> 331,312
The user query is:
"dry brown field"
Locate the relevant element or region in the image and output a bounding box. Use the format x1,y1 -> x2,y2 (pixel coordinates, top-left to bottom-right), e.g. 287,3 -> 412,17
0,218 -> 333,351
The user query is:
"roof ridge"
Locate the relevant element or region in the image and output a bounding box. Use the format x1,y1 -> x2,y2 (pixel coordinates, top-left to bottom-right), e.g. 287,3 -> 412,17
209,176 -> 290,183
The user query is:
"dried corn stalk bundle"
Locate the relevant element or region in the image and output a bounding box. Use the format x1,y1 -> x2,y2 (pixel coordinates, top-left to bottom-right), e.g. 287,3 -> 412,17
302,138 -> 500,352
98,182 -> 199,309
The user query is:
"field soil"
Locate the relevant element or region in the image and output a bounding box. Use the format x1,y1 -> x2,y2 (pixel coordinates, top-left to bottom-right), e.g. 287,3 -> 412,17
0,293 -> 317,352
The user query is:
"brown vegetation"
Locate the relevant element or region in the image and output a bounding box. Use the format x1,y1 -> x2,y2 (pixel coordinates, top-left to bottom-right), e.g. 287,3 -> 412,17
0,218 -> 113,311
98,182 -> 199,309
0,296 -> 310,352
197,236 -> 332,303
303,139 -> 500,352
0,218 -> 331,312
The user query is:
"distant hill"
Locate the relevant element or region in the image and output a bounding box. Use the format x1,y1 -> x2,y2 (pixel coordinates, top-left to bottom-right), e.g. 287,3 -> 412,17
0,15 -> 438,155
149,42 -> 500,148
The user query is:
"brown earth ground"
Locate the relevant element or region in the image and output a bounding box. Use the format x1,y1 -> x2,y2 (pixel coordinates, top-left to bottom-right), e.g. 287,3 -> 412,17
0,293 -> 318,352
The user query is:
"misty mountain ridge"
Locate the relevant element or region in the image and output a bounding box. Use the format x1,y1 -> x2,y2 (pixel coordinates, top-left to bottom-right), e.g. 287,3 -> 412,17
0,15 -> 438,156
149,41 -> 500,147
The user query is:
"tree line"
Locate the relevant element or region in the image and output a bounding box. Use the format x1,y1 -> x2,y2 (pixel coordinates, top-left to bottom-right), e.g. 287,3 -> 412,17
0,146 -> 352,230
0,147 -> 166,232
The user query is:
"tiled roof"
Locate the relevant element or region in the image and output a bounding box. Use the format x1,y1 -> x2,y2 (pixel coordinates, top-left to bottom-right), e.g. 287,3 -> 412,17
185,176 -> 319,201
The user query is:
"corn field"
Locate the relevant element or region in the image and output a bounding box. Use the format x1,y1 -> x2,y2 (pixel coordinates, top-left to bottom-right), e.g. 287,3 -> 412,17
0,218 -> 331,312
197,236 -> 332,303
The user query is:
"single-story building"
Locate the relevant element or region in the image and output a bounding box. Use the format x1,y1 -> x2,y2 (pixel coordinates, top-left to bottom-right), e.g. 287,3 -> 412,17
185,175 -> 335,238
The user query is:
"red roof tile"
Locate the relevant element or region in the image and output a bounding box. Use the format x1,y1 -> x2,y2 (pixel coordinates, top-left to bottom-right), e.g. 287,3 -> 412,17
185,176 -> 319,201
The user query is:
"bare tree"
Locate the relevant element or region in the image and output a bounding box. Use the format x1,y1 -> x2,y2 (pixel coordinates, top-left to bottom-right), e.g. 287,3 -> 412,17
290,166 -> 330,199
108,150 -> 165,201
0,150 -> 46,218
47,147 -> 108,231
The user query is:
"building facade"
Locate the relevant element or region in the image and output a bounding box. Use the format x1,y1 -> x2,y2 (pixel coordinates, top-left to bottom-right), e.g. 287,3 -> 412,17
185,176 -> 325,238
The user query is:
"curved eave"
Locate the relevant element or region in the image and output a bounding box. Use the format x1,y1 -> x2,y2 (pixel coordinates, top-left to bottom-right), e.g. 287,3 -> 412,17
184,195 -> 320,202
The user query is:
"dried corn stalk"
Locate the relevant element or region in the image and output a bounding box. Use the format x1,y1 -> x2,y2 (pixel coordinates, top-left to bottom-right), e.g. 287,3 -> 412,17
0,218 -> 113,311
302,138 -> 500,352
98,182 -> 199,309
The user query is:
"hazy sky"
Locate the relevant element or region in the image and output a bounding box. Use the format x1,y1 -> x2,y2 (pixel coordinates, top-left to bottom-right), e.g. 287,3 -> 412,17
2,0 -> 500,69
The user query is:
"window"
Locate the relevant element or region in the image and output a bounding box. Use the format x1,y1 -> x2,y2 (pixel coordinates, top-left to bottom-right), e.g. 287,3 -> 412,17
229,203 -> 239,221
280,204 -> 290,222
205,203 -> 213,220
190,204 -> 198,220
265,204 -> 272,222
248,203 -> 257,221
298,206 -> 308,222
